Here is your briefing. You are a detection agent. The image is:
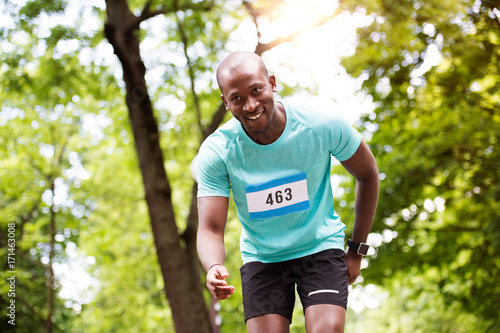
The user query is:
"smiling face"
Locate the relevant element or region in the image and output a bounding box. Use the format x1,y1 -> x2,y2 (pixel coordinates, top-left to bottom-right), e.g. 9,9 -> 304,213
218,53 -> 285,144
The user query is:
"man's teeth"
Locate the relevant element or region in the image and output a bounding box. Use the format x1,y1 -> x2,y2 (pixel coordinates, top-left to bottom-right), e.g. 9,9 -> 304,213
248,111 -> 263,120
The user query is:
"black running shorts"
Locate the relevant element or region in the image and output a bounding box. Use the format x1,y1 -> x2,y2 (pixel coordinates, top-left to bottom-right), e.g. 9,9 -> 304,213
239,249 -> 349,322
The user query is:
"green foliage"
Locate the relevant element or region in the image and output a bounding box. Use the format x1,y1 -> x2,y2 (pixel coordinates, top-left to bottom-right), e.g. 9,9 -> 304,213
70,119 -> 175,332
1,3 -> 100,330
346,273 -> 490,333
336,0 -> 500,331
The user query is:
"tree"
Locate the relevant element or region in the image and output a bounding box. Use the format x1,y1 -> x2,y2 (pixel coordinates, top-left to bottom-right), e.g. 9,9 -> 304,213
104,1 -> 214,331
336,0 -> 500,330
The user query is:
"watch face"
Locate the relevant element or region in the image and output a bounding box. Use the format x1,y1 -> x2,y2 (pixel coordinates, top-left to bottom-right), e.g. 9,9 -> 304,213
359,243 -> 370,255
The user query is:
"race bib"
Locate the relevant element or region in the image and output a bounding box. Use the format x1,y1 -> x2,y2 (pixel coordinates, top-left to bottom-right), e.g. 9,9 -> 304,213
245,172 -> 310,219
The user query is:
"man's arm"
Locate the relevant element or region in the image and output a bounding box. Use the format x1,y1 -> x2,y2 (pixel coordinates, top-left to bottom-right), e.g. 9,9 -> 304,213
197,196 -> 235,300
340,140 -> 380,284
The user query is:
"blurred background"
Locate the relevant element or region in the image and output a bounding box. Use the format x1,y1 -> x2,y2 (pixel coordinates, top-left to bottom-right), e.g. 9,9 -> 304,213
0,0 -> 498,332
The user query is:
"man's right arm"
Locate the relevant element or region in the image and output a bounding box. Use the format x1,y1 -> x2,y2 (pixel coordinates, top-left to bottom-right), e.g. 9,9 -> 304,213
197,196 -> 235,300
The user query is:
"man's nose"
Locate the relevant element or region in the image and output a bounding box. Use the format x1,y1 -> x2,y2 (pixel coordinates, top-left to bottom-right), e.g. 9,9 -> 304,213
242,97 -> 258,112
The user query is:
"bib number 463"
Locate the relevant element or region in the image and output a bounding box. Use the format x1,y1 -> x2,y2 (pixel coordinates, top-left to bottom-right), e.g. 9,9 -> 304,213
245,173 -> 309,219
266,188 -> 292,206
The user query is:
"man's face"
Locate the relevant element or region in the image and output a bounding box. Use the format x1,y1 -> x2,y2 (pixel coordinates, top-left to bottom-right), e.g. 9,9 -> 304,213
220,61 -> 278,139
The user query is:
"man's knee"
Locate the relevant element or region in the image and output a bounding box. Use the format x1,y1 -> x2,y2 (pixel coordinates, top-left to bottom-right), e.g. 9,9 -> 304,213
305,304 -> 345,333
307,317 -> 344,333
246,314 -> 290,333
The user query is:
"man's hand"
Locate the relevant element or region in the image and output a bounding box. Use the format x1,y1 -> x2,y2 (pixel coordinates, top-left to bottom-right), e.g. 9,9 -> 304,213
345,249 -> 362,285
206,265 -> 235,300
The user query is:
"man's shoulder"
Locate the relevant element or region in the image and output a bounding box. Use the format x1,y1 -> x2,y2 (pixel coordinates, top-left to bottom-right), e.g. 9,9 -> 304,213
202,118 -> 239,147
283,97 -> 349,129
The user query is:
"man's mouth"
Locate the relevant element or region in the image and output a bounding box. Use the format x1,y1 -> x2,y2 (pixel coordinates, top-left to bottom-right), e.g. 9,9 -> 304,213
247,111 -> 263,120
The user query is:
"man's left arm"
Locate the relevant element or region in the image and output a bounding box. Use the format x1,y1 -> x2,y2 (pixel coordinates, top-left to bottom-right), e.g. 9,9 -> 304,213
340,140 -> 380,284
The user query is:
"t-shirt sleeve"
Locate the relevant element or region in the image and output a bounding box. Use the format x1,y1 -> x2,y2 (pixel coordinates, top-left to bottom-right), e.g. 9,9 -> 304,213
328,113 -> 362,162
196,141 -> 231,198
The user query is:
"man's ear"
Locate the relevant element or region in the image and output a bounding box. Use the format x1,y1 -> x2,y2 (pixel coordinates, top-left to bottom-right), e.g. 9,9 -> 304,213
221,94 -> 229,110
269,75 -> 277,92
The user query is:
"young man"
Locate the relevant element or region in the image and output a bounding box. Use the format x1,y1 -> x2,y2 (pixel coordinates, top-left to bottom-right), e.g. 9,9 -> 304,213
196,51 -> 379,332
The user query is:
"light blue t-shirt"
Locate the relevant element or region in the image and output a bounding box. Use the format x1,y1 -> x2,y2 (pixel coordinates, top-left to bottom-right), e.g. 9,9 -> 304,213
197,100 -> 361,264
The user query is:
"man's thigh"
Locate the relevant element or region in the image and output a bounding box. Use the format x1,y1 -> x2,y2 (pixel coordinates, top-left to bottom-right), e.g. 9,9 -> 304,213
240,261 -> 296,323
295,249 -> 349,310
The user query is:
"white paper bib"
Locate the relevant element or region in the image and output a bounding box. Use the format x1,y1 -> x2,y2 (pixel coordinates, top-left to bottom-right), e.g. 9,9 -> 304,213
245,172 -> 310,219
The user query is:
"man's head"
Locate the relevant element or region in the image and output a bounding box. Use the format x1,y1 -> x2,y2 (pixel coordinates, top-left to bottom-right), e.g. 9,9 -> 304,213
216,52 -> 283,144
216,52 -> 269,94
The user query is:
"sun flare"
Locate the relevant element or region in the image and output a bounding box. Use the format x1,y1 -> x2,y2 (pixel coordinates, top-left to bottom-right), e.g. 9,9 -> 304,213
271,0 -> 339,38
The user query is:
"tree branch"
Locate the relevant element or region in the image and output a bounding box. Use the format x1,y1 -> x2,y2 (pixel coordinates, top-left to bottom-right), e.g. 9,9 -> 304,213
243,0 -> 339,55
203,103 -> 227,141
46,176 -> 56,333
243,1 -> 262,39
17,248 -> 49,269
18,196 -> 42,241
14,294 -> 64,332
168,0 -> 214,13
175,13 -> 205,137
243,0 -> 286,18
255,14 -> 336,55
138,0 -> 166,25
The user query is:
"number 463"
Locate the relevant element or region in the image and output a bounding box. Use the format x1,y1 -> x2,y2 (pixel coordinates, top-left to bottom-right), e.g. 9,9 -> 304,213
266,188 -> 292,205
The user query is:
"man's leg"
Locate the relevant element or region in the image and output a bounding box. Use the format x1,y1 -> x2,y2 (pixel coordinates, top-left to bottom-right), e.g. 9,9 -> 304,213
304,304 -> 345,333
240,261 -> 295,331
296,249 -> 349,333
247,314 -> 290,333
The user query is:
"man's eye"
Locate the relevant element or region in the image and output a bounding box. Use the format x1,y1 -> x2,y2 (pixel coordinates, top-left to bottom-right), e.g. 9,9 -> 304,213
232,96 -> 241,102
253,87 -> 262,94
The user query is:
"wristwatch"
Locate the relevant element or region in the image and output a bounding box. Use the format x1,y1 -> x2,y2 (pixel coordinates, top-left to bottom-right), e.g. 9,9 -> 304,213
347,239 -> 370,256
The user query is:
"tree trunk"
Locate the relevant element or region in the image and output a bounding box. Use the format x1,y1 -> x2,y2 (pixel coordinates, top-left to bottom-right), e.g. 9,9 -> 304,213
45,178 -> 55,333
104,1 -> 211,332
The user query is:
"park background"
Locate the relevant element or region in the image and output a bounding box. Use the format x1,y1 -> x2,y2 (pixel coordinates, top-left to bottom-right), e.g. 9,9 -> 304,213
0,0 -> 499,332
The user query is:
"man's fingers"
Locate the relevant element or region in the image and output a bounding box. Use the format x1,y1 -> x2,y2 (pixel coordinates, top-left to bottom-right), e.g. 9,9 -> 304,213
212,285 -> 235,300
206,265 -> 235,300
213,285 -> 235,294
345,250 -> 362,285
209,284 -> 234,293
212,280 -> 226,286
347,266 -> 360,284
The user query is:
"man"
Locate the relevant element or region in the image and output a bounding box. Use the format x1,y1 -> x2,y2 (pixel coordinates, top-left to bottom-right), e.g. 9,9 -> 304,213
196,51 -> 379,332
